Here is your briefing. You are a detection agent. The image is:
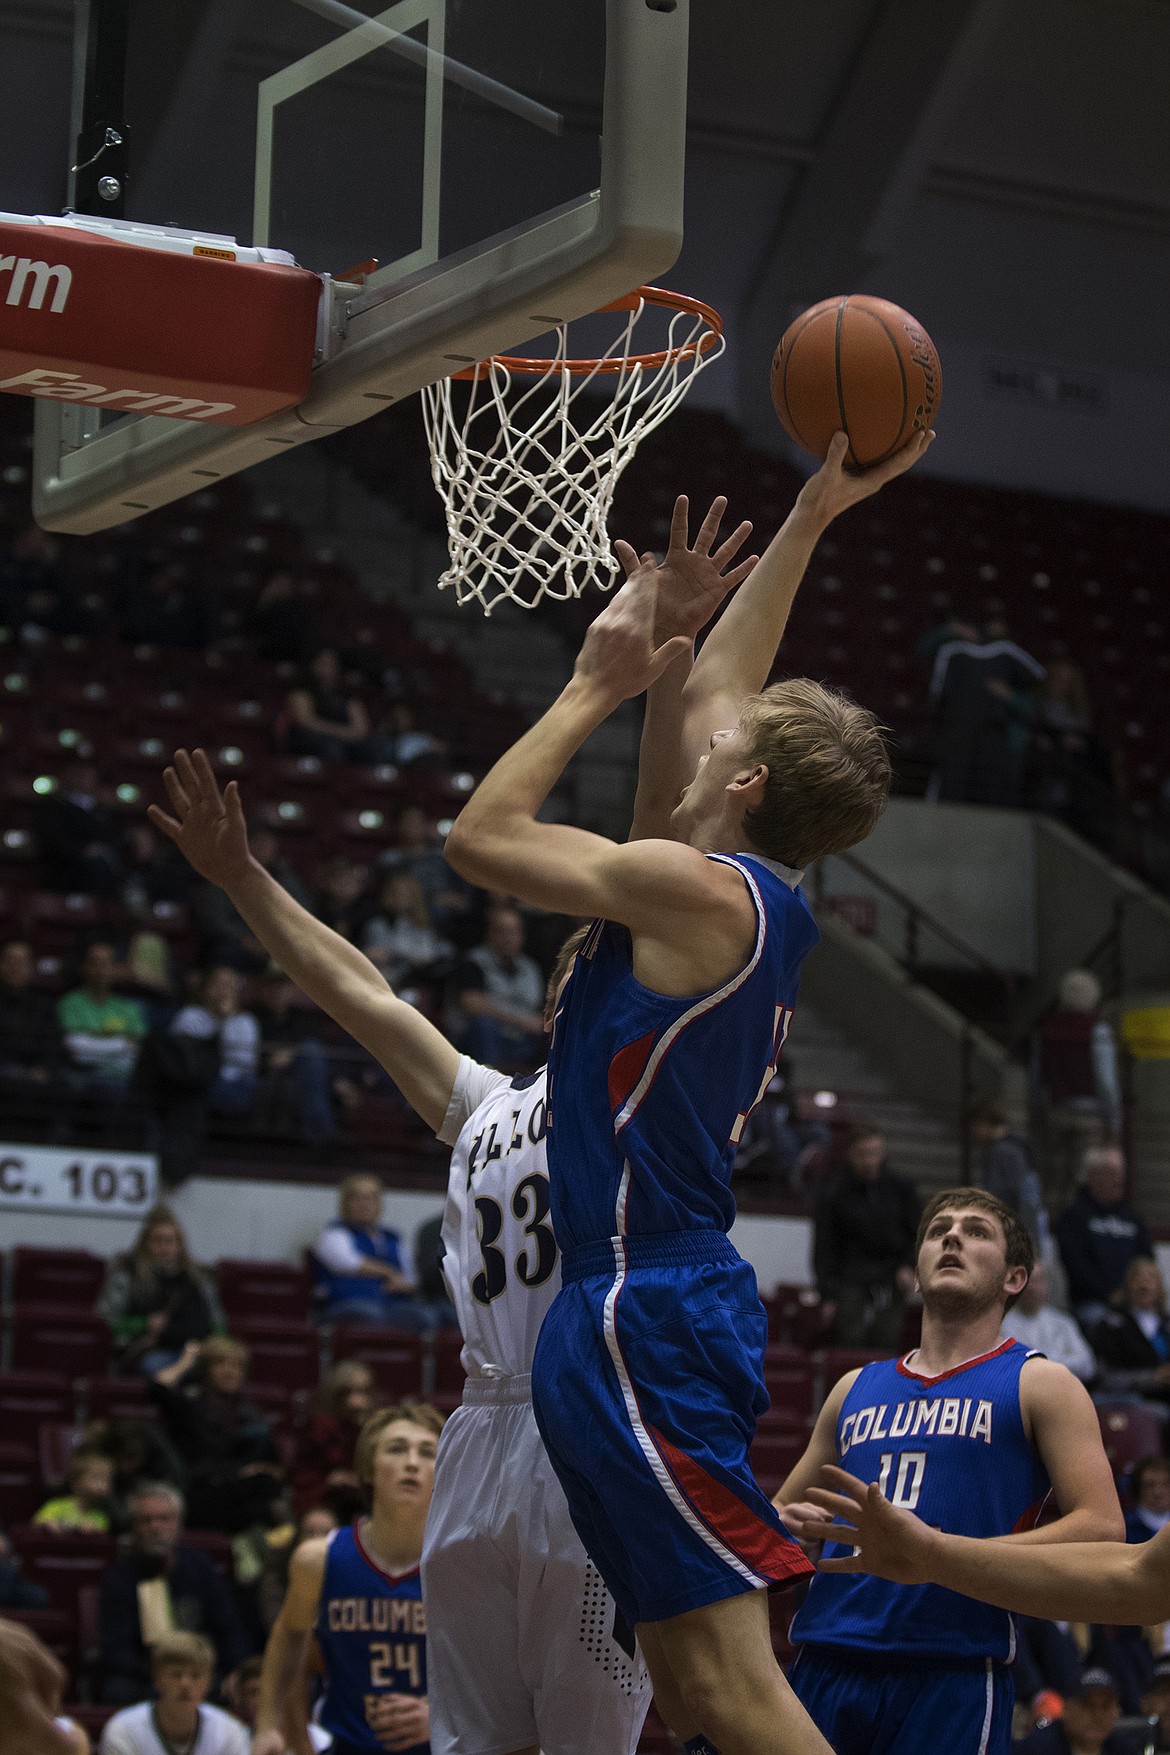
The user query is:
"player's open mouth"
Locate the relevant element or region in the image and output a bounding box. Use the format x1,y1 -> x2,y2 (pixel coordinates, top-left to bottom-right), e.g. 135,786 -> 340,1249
937,1256 -> 963,1270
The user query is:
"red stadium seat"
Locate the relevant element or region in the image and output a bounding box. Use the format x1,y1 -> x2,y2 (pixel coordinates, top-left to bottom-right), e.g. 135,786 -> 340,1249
330,1326 -> 425,1397
433,1328 -> 466,1396
1097,1403 -> 1165,1480
229,1318 -> 320,1392
85,1376 -> 158,1423
749,1430 -> 807,1483
0,1444 -> 41,1525
217,1260 -> 313,1323
762,1346 -> 815,1424
11,1245 -> 106,1309
0,1370 -> 75,1443
37,1421 -> 83,1486
180,1531 -> 234,1578
819,1348 -> 893,1401
10,1306 -> 112,1378
9,1527 -> 116,1614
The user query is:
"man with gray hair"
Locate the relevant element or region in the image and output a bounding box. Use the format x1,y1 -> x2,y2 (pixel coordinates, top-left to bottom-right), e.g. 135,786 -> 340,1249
1056,1146 -> 1154,1331
98,1481 -> 250,1705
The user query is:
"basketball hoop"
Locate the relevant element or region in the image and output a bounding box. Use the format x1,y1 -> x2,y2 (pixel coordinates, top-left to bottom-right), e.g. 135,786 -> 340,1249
421,286 -> 724,615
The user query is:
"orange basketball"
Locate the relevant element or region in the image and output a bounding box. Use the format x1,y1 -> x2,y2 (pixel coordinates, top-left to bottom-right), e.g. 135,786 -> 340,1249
770,295 -> 941,469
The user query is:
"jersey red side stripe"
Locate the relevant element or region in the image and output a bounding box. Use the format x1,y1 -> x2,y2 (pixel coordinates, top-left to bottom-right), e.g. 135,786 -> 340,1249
608,1030 -> 657,1113
646,1422 -> 814,1586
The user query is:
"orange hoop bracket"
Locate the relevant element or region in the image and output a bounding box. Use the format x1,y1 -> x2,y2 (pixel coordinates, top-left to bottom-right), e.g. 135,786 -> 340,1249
451,285 -> 724,380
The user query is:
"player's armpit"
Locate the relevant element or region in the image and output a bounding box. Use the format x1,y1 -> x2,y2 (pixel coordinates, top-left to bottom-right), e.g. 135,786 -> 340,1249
1012,1358 -> 1125,1546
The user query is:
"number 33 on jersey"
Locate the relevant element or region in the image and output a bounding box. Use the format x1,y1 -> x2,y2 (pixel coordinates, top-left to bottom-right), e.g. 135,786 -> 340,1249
438,1062 -> 562,1380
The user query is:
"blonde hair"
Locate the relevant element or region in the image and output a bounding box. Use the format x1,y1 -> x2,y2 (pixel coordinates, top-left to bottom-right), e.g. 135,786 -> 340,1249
739,678 -> 891,868
151,1631 -> 215,1676
545,923 -> 591,1014
200,1335 -> 249,1376
354,1401 -> 445,1486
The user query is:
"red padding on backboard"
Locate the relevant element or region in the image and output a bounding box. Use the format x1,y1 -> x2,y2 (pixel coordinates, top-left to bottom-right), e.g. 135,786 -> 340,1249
0,221 -> 320,426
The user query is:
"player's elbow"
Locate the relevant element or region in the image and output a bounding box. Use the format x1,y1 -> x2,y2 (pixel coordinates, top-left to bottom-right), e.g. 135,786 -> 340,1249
1092,1503 -> 1128,1544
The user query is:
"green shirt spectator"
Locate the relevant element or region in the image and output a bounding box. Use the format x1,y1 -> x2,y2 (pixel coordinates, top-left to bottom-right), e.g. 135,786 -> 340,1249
58,941 -> 146,1082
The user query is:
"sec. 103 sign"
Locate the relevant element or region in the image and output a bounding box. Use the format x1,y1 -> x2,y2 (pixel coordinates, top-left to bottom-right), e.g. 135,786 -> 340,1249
0,1144 -> 157,1217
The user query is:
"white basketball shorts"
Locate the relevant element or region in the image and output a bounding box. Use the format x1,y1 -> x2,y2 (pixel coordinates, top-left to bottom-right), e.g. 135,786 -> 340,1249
422,1373 -> 651,1755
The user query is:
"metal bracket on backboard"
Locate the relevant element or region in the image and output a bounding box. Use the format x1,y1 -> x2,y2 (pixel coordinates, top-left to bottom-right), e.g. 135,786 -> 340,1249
33,0 -> 689,533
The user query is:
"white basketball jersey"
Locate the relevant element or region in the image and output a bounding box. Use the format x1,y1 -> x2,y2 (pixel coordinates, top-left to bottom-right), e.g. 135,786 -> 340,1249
436,1057 -> 560,1379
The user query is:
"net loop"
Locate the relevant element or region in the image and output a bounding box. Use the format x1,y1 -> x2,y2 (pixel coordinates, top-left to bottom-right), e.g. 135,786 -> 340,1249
421,286 -> 724,614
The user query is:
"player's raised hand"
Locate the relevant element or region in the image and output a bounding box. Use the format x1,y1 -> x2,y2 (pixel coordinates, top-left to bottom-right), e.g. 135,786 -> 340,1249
614,494 -> 759,644
147,747 -> 253,889
795,427 -> 935,532
574,559 -> 692,706
801,1464 -> 939,1585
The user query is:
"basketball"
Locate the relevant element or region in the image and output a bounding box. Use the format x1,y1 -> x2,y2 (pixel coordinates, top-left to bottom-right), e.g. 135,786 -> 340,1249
770,294 -> 942,470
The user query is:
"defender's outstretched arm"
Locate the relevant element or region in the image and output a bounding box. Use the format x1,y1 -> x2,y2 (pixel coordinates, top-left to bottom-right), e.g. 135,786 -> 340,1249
149,749 -> 460,1131
803,1465 -> 1167,1625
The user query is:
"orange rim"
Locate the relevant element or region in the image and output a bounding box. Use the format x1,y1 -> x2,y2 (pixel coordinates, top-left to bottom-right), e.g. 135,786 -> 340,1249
450,286 -> 723,380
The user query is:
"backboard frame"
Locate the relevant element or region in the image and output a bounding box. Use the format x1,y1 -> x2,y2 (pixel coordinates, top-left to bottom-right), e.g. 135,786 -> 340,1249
33,0 -> 689,535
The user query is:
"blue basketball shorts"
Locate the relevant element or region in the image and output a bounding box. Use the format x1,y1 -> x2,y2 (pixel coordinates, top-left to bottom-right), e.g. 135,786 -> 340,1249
531,1231 -> 813,1627
789,1649 -> 1015,1755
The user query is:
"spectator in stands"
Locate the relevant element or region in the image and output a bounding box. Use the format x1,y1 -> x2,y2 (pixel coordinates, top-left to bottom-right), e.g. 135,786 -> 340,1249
1093,1257 -> 1170,1415
1056,1146 -> 1153,1329
926,607 -> 1044,806
413,1211 -> 459,1331
58,940 -> 147,1104
313,1172 -> 431,1331
98,1481 -> 250,1705
249,566 -> 319,667
150,1338 -> 285,1535
449,905 -> 545,1070
253,971 -> 338,1145
286,647 -> 373,763
115,931 -> 181,1029
0,938 -> 66,1122
381,701 -> 445,769
256,1506 -> 339,1634
359,873 -> 454,988
1037,969 -> 1123,1204
80,1418 -> 184,1529
98,1630 -> 249,1755
289,1361 -> 376,1518
733,1059 -> 832,1189
1013,1616 -> 1087,1731
1125,1456 -> 1170,1545
1013,1666 -> 1136,1755
196,828 -> 313,971
970,1100 -> 1051,1257
1032,657 -> 1116,849
118,559 -> 219,651
121,823 -> 193,916
34,761 -> 127,896
169,966 -> 261,1121
812,1124 -> 921,1349
1001,1260 -> 1097,1383
220,1654 -> 263,1731
313,854 -> 373,942
98,1204 -> 225,1376
1141,1658 -> 1170,1753
0,1526 -> 52,1608
33,1446 -> 115,1533
379,804 -> 482,946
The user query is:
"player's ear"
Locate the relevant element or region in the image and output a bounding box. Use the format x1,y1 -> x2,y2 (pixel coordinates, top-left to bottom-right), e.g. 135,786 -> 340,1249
1004,1263 -> 1028,1299
727,762 -> 768,805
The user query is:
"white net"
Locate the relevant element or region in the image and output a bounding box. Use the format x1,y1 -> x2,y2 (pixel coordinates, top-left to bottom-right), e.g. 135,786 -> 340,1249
420,289 -> 724,614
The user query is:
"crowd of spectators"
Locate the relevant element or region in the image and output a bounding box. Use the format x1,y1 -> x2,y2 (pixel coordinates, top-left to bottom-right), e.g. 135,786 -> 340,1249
919,605 -> 1119,850
0,818 -> 555,1178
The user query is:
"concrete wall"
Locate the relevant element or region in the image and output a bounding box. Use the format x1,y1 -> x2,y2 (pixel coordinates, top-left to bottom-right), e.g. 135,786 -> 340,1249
0,1173 -> 816,1296
1032,816 -> 1170,1012
820,798 -> 1037,975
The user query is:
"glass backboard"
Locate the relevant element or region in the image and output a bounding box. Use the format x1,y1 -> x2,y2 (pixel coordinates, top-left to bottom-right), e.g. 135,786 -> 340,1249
33,0 -> 688,532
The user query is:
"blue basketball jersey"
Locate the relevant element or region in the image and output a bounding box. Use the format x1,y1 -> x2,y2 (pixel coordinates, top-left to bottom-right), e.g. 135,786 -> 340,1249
546,852 -> 819,1248
315,1523 -> 428,1753
791,1339 -> 1050,1662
